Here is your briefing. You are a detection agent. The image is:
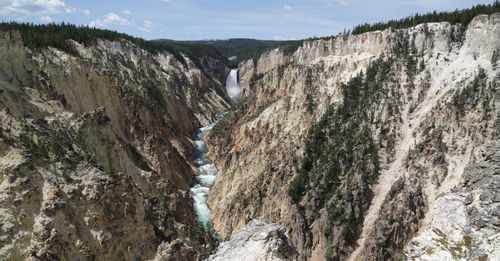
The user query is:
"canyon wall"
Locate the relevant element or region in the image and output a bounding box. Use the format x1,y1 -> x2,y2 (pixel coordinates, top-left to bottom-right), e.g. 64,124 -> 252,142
0,31 -> 229,260
207,14 -> 500,260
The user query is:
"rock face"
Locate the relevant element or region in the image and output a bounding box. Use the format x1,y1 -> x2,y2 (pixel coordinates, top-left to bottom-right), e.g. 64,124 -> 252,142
150,238 -> 202,261
207,13 -> 500,260
405,140 -> 500,260
0,31 -> 229,260
207,220 -> 298,261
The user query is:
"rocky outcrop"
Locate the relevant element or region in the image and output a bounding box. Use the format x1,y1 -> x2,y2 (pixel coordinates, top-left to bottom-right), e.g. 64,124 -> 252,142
207,13 -> 500,260
199,56 -> 231,87
405,140 -> 500,260
0,31 -> 229,260
150,238 -> 205,261
207,220 -> 298,261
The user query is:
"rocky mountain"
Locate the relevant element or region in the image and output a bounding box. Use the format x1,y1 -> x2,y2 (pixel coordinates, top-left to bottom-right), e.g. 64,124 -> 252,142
0,30 -> 230,260
206,13 -> 500,260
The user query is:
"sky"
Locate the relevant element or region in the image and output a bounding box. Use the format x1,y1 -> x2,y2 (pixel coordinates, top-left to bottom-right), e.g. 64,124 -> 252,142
0,0 -> 495,40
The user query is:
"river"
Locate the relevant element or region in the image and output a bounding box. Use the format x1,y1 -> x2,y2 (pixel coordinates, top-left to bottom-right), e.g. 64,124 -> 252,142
188,69 -> 241,236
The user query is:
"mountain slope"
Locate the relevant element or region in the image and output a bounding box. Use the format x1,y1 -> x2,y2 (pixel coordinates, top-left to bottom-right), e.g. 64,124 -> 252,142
0,29 -> 229,260
206,13 -> 500,260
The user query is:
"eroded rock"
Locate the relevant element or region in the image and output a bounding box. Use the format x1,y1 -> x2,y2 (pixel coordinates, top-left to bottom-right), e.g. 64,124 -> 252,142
405,140 -> 500,260
208,220 -> 298,261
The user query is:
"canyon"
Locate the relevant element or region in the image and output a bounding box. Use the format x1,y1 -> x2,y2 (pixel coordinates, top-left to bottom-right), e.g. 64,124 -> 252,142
0,30 -> 229,260
0,10 -> 500,261
207,13 -> 500,260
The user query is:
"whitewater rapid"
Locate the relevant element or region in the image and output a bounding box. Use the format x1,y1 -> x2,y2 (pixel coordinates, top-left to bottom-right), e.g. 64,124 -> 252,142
189,113 -> 226,235
189,69 -> 240,236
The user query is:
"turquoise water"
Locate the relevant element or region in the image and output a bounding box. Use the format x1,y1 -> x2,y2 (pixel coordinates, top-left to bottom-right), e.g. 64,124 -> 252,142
189,112 -> 226,235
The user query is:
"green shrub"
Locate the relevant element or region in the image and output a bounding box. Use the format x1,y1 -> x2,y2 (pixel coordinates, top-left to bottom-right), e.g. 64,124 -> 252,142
492,49 -> 499,67
62,169 -> 72,182
0,126 -> 14,145
325,246 -> 339,261
323,226 -> 332,236
50,134 -> 65,159
163,217 -> 178,241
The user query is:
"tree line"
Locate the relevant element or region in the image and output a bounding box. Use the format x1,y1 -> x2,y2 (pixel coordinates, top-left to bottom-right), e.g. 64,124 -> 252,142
352,1 -> 500,35
279,1 -> 500,56
0,22 -> 228,66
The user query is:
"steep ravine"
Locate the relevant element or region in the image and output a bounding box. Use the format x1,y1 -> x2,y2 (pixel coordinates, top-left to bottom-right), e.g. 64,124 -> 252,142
207,13 -> 500,260
0,30 -> 230,260
188,68 -> 241,238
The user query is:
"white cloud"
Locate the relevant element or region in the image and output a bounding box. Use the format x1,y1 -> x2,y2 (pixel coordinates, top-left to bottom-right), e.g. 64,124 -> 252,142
284,5 -> 292,10
83,9 -> 90,16
273,35 -> 286,40
144,20 -> 153,28
337,0 -> 349,6
138,20 -> 154,33
122,10 -> 132,15
0,0 -> 75,17
40,16 -> 53,22
162,0 -> 170,2
89,13 -> 133,28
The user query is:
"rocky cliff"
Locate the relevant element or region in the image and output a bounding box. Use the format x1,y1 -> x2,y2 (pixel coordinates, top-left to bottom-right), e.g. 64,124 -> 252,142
206,13 -> 500,260
207,220 -> 298,261
0,30 -> 229,260
405,140 -> 500,260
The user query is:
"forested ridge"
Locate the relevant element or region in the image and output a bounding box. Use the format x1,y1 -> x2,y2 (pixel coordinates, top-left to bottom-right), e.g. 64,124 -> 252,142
281,1 -> 500,55
351,1 -> 500,34
3,2 -> 498,67
177,38 -> 291,66
0,22 -> 228,66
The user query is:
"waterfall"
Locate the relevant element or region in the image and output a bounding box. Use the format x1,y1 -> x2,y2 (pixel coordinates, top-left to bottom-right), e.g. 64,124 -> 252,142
225,69 -> 242,100
188,68 -> 240,238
